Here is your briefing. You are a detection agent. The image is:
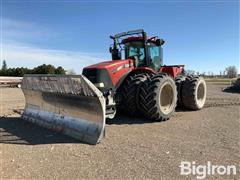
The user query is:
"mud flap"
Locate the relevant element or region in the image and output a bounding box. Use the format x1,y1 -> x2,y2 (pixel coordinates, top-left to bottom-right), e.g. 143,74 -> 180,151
21,75 -> 105,145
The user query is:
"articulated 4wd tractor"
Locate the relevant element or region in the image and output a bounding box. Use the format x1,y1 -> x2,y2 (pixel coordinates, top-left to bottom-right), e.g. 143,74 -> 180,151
21,29 -> 207,144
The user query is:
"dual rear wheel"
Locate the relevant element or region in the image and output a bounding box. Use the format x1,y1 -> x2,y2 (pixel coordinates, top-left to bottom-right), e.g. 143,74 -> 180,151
176,76 -> 207,110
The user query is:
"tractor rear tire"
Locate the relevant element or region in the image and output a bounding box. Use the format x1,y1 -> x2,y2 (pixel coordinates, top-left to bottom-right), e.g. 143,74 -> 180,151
139,73 -> 177,121
181,76 -> 207,110
175,75 -> 186,107
121,74 -> 149,116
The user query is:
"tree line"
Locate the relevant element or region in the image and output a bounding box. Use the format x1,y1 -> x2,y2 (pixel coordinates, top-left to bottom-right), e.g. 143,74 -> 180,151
185,66 -> 238,78
0,60 -> 66,76
1,60 -> 237,78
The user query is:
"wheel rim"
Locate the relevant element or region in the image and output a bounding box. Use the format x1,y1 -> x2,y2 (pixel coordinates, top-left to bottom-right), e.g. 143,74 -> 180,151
197,83 -> 205,100
159,82 -> 174,114
196,81 -> 206,107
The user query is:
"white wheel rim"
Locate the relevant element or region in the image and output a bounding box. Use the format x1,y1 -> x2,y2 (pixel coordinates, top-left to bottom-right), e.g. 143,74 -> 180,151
159,82 -> 174,114
196,80 -> 206,108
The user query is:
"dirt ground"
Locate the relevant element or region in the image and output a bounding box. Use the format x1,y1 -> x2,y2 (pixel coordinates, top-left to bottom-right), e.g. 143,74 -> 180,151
0,84 -> 239,179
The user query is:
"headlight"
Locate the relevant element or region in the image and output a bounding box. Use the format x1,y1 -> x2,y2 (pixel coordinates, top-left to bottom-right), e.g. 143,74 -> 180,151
94,82 -> 104,88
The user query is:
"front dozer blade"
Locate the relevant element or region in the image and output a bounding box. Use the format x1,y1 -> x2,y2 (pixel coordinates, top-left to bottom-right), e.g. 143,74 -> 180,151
21,75 -> 105,145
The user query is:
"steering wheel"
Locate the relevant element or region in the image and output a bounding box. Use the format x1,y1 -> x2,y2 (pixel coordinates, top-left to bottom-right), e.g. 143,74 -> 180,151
138,51 -> 143,57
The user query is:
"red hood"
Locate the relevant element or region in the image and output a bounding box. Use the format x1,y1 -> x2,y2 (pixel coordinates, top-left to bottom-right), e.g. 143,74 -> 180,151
84,59 -> 133,69
83,59 -> 134,86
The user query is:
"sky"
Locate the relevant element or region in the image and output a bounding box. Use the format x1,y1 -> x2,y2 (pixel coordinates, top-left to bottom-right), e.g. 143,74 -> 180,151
1,0 -> 239,74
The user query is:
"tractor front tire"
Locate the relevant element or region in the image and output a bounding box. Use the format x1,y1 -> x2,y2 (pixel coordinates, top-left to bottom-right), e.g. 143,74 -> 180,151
181,76 -> 207,110
139,74 -> 177,121
175,75 -> 186,107
121,74 -> 149,116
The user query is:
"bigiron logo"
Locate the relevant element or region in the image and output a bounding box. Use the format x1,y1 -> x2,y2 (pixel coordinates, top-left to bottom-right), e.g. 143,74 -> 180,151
179,161 -> 239,179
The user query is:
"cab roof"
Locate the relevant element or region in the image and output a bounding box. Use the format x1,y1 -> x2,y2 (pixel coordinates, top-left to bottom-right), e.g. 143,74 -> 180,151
121,36 -> 159,44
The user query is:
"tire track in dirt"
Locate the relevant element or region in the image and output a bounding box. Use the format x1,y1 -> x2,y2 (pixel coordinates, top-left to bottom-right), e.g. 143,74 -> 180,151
205,97 -> 240,108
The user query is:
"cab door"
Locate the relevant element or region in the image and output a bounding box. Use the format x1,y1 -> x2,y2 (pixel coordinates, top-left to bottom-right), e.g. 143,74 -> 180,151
148,45 -> 163,71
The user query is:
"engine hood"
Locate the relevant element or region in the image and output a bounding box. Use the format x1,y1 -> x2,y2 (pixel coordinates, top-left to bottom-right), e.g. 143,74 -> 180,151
82,59 -> 134,88
84,59 -> 133,70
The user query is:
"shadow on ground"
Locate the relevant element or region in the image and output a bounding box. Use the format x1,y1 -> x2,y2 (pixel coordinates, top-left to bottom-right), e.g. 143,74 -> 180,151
0,117 -> 79,145
106,112 -> 157,125
223,87 -> 240,94
108,107 -> 194,125
1,108 -> 187,145
0,113 -> 157,145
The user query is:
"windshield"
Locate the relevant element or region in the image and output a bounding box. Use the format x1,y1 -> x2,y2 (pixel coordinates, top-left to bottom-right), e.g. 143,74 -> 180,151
125,41 -> 146,67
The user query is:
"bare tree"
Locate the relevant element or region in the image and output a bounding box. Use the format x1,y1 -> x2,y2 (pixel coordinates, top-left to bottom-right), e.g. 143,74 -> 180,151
66,69 -> 77,75
201,72 -> 206,77
185,69 -> 195,76
225,66 -> 238,78
2,60 -> 7,70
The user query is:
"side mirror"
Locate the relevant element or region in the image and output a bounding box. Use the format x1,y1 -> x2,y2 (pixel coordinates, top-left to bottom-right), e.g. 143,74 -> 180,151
111,48 -> 121,60
156,39 -> 165,46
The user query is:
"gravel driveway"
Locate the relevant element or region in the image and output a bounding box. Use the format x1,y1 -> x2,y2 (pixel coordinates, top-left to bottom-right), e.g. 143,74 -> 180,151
0,84 -> 239,179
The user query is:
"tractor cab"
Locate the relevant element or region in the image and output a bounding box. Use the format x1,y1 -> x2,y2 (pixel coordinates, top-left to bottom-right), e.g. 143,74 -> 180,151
110,29 -> 165,71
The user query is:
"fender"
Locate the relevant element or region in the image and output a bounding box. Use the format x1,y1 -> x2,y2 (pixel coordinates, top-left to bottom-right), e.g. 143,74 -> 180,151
160,65 -> 184,78
115,67 -> 156,90
131,67 -> 156,75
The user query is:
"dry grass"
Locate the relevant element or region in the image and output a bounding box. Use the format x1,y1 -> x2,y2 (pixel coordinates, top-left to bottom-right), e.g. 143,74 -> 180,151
205,78 -> 237,85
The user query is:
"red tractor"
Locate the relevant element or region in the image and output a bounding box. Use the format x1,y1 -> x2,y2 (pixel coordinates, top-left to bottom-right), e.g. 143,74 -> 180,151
83,29 -> 206,120
21,29 -> 207,144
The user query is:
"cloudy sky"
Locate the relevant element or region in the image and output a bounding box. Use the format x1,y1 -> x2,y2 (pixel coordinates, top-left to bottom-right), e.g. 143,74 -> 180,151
1,1 -> 239,74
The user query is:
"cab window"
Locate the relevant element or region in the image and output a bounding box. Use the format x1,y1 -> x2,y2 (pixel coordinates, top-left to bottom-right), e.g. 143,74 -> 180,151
125,41 -> 146,67
148,45 -> 161,71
